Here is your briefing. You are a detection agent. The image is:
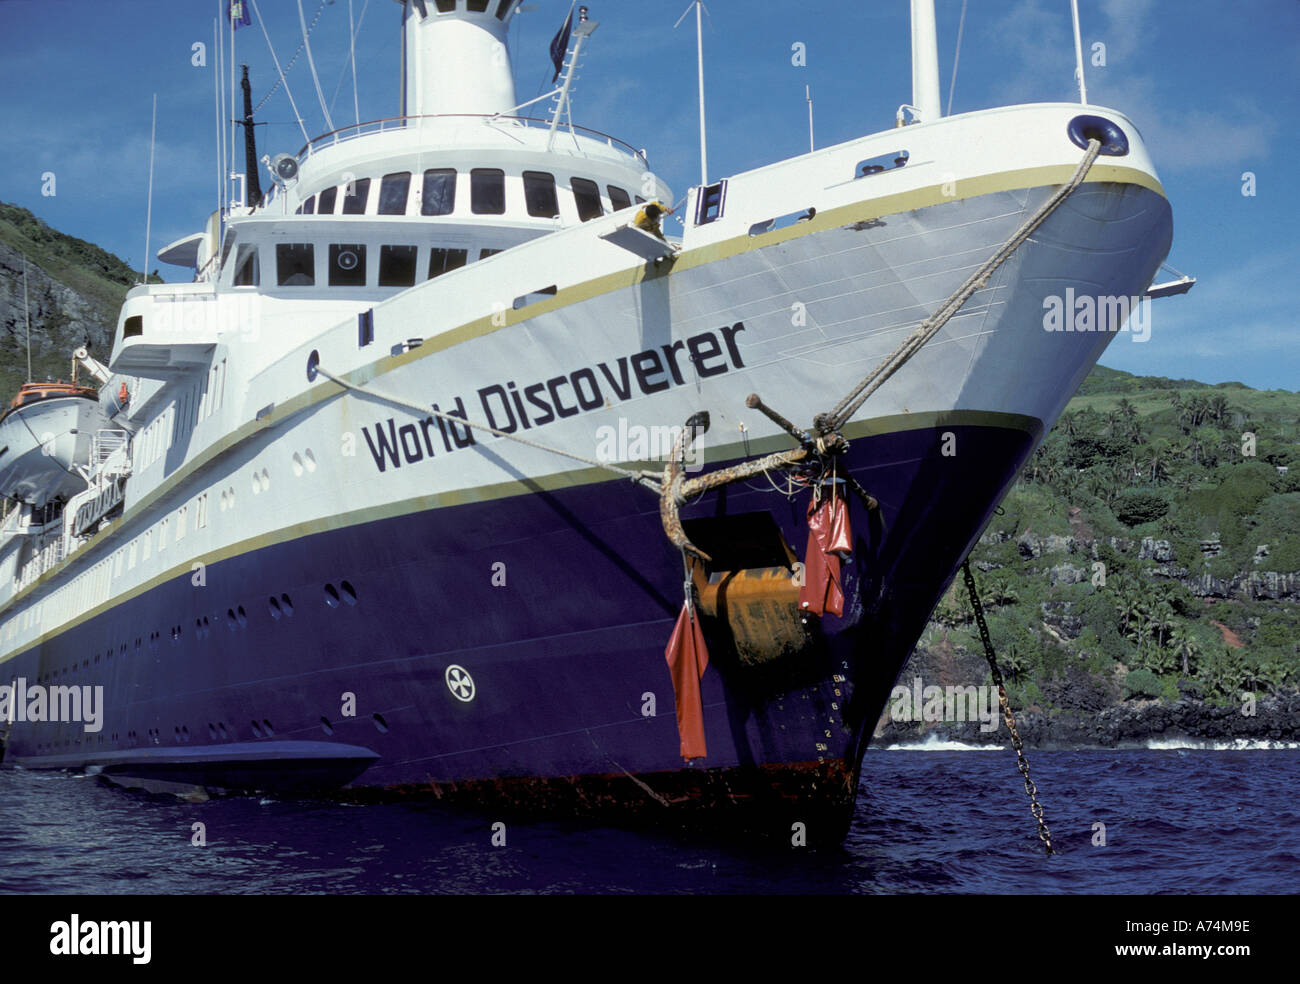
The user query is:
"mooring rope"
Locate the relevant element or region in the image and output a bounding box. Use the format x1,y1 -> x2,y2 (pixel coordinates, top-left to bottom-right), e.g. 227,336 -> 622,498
817,138 -> 1103,436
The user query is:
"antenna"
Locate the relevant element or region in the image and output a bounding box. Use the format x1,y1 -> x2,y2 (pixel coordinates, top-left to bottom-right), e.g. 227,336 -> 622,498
142,93 -> 157,286
1070,0 -> 1088,103
674,1 -> 710,186
22,253 -> 31,382
806,84 -> 814,153
348,0 -> 360,126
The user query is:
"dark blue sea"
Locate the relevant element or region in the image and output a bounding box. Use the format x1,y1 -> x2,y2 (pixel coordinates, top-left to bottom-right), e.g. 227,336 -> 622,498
2,744 -> 1296,894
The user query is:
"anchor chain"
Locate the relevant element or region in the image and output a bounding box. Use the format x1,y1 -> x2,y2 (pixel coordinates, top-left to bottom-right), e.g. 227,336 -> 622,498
961,559 -> 1054,855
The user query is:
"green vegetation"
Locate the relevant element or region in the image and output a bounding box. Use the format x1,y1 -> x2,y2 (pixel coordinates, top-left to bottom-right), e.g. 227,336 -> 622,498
0,202 -> 163,403
964,365 -> 1300,711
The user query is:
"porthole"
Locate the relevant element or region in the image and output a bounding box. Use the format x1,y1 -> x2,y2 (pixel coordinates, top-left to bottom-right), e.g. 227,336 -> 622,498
304,450 -> 317,473
281,593 -> 294,615
324,583 -> 340,608
260,468 -> 270,492
236,605 -> 248,627
340,581 -> 357,605
218,722 -> 229,740
251,721 -> 263,738
292,453 -> 304,477
372,713 -> 388,734
227,609 -> 238,630
320,717 -> 334,736
251,471 -> 260,495
208,723 -> 218,740
268,596 -> 282,619
262,719 -> 274,737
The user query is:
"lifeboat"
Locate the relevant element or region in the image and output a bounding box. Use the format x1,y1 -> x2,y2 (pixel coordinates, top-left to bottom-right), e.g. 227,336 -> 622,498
0,381 -> 112,507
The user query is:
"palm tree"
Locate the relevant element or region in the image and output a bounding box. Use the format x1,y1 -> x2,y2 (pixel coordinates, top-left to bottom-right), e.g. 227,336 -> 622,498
1148,438 -> 1174,485
1151,602 -> 1176,649
1209,394 -> 1230,426
1169,628 -> 1199,676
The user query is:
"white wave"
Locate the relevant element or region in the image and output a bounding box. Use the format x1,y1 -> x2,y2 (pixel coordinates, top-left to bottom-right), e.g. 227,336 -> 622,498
880,734 -> 1006,751
1146,738 -> 1300,751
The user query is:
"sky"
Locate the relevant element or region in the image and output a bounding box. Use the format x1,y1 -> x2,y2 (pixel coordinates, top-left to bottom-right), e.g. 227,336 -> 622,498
0,0 -> 1296,390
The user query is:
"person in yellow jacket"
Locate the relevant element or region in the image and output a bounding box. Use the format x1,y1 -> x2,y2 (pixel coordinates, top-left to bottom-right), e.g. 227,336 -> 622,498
633,200 -> 670,241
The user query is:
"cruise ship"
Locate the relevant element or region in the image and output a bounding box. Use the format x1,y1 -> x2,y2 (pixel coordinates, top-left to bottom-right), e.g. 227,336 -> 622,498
0,0 -> 1175,843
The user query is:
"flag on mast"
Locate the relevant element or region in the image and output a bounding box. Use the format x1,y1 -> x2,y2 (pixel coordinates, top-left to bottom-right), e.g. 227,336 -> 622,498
229,1 -> 251,30
549,3 -> 575,83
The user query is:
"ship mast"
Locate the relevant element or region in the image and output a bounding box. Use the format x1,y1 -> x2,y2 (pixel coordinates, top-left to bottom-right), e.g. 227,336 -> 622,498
910,0 -> 941,123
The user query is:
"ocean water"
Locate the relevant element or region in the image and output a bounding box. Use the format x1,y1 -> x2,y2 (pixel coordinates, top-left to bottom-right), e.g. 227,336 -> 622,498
1,746 -> 1296,895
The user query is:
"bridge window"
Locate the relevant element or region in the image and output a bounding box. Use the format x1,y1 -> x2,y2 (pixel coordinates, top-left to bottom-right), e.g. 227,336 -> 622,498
471,168 -> 506,214
379,245 -> 418,287
378,172 -> 412,215
421,168 -> 456,215
428,247 -> 468,279
302,195 -> 316,214
435,0 -> 455,12
496,0 -> 513,18
608,185 -> 632,211
232,244 -> 259,286
480,248 -> 502,259
329,244 -> 367,286
317,186 -> 338,214
523,170 -> 559,218
276,243 -> 315,286
342,178 -> 371,215
571,177 -> 604,221
467,0 -> 489,11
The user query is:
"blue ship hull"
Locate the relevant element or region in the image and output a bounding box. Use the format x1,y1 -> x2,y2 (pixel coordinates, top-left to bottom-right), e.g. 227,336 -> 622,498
2,417 -> 1033,840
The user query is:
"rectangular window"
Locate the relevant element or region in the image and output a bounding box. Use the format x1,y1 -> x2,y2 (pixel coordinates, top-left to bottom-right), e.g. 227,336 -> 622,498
695,180 -> 727,224
379,245 -> 418,287
435,0 -> 455,11
378,172 -> 411,215
302,195 -> 316,215
467,0 -> 489,10
608,185 -> 632,211
342,178 -> 371,214
479,248 -> 502,260
276,243 -> 315,286
496,0 -> 513,18
328,244 -> 367,286
428,247 -> 468,279
471,168 -> 506,214
421,169 -> 456,215
523,170 -> 559,218
571,177 -> 604,221
317,186 -> 338,214
232,244 -> 259,286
